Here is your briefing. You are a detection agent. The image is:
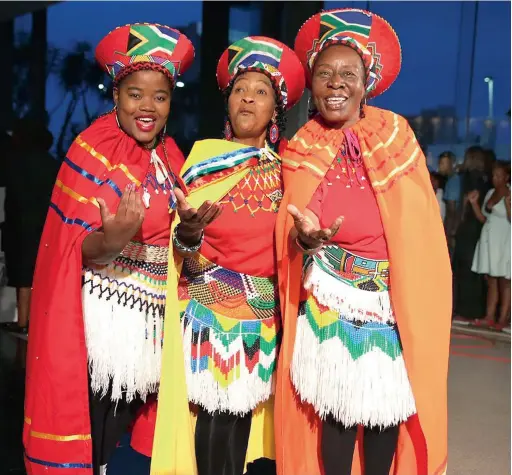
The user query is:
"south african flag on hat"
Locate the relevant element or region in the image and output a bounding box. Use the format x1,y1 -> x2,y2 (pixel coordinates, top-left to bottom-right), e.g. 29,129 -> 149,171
294,8 -> 401,98
216,36 -> 305,111
95,23 -> 195,85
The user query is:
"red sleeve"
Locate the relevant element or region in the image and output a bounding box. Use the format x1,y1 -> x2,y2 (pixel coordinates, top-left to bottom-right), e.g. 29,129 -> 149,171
307,180 -> 327,220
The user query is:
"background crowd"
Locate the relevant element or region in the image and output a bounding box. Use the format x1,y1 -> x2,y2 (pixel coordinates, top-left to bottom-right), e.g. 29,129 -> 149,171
430,146 -> 511,332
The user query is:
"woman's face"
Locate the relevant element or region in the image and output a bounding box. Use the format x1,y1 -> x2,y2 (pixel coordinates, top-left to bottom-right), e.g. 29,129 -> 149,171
311,45 -> 366,129
113,69 -> 172,146
228,71 -> 276,142
492,166 -> 509,188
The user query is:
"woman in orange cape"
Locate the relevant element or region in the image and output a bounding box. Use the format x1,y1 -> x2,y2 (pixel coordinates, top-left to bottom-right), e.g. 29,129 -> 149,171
275,8 -> 451,475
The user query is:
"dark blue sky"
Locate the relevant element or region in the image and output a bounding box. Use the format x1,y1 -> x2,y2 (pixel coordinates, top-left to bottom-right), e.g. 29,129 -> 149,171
15,1 -> 511,148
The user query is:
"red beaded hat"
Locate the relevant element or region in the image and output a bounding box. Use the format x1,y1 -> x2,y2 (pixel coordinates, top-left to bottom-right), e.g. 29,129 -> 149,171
95,23 -> 195,87
294,8 -> 401,98
216,36 -> 305,110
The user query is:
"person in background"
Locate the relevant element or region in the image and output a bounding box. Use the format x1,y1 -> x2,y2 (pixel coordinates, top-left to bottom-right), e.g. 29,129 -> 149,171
452,146 -> 489,324
438,150 -> 461,252
430,171 -> 447,221
471,161 -> 511,332
0,118 -> 60,335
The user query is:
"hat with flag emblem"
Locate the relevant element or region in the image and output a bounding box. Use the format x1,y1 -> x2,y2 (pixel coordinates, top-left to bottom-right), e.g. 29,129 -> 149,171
95,23 -> 195,87
216,36 -> 305,110
294,9 -> 401,97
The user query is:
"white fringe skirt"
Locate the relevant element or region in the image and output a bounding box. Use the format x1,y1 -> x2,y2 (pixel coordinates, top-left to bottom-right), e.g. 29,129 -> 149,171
291,245 -> 416,429
179,254 -> 281,415
82,241 -> 168,403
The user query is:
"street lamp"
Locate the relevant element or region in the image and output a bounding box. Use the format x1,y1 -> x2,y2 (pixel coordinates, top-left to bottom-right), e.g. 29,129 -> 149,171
484,76 -> 494,120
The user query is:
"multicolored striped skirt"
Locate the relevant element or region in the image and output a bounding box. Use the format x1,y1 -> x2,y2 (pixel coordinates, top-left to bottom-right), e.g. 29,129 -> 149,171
82,241 -> 168,402
291,245 -> 416,428
179,254 -> 280,415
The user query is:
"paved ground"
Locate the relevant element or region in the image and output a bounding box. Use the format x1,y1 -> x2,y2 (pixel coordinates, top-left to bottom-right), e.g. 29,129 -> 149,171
0,327 -> 509,475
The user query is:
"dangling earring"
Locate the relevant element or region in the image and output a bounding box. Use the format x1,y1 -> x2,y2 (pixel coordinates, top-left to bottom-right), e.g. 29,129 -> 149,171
269,121 -> 279,145
360,96 -> 367,119
224,120 -> 233,141
114,105 -> 121,129
161,123 -> 167,137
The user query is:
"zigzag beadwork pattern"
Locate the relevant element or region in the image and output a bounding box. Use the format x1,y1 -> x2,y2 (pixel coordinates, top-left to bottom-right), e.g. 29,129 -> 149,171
182,301 -> 279,384
300,297 -> 402,361
82,241 -> 167,319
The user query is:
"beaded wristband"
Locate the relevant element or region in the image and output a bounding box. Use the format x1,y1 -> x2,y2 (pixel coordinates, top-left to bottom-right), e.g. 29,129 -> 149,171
294,236 -> 323,255
172,224 -> 204,254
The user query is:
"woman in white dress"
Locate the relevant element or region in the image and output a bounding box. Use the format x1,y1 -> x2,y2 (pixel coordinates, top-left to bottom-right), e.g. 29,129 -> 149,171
470,161 -> 511,330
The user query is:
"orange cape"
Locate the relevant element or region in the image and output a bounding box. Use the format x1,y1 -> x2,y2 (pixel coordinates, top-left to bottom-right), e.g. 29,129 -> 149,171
274,106 -> 451,475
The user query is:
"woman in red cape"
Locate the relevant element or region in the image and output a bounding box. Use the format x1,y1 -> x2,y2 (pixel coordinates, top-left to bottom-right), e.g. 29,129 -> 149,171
22,23 -> 214,475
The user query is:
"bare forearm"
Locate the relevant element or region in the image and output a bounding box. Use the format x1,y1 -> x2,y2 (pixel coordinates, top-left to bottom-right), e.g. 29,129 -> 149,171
471,204 -> 487,224
82,231 -> 122,266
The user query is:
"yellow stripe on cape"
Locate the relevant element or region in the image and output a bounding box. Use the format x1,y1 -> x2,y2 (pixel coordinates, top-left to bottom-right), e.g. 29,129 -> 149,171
151,139 -> 276,475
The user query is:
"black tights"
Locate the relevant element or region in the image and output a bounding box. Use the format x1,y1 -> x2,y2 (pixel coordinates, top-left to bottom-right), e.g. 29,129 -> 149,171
89,381 -> 144,475
322,416 -> 399,475
195,407 -> 252,475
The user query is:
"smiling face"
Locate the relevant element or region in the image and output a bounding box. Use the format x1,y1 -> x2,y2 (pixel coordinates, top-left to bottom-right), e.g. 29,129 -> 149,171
113,69 -> 172,146
492,164 -> 510,189
311,44 -> 366,129
227,71 -> 277,147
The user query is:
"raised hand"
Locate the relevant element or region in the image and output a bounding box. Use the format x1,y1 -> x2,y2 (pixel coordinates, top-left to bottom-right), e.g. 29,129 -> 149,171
174,187 -> 223,244
287,204 -> 343,251
97,184 -> 145,254
467,190 -> 480,205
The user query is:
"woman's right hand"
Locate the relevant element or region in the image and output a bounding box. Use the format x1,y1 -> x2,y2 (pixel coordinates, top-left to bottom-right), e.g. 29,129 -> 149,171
468,190 -> 480,205
287,204 -> 343,250
97,184 -> 145,255
174,187 -> 223,245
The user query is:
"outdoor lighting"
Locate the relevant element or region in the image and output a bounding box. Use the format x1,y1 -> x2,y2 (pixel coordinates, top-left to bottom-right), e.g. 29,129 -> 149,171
176,81 -> 185,88
98,84 -> 105,90
484,76 -> 494,119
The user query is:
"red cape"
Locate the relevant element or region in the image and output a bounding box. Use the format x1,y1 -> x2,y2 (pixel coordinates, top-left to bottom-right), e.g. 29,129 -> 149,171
23,112 -> 184,474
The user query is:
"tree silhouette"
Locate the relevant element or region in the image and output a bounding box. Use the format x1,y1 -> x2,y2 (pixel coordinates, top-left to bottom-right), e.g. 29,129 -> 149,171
55,41 -> 108,157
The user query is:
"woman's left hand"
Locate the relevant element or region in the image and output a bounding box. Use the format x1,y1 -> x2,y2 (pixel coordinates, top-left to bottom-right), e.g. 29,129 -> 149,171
174,187 -> 223,244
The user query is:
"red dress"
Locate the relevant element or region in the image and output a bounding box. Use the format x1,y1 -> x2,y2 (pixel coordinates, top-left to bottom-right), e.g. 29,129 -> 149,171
307,134 -> 388,260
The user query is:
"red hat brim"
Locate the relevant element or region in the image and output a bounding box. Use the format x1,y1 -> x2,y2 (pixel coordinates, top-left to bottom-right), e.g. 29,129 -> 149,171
294,9 -> 401,98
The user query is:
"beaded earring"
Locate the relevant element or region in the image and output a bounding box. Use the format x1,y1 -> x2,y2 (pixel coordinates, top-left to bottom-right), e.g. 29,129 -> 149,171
224,120 -> 233,141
